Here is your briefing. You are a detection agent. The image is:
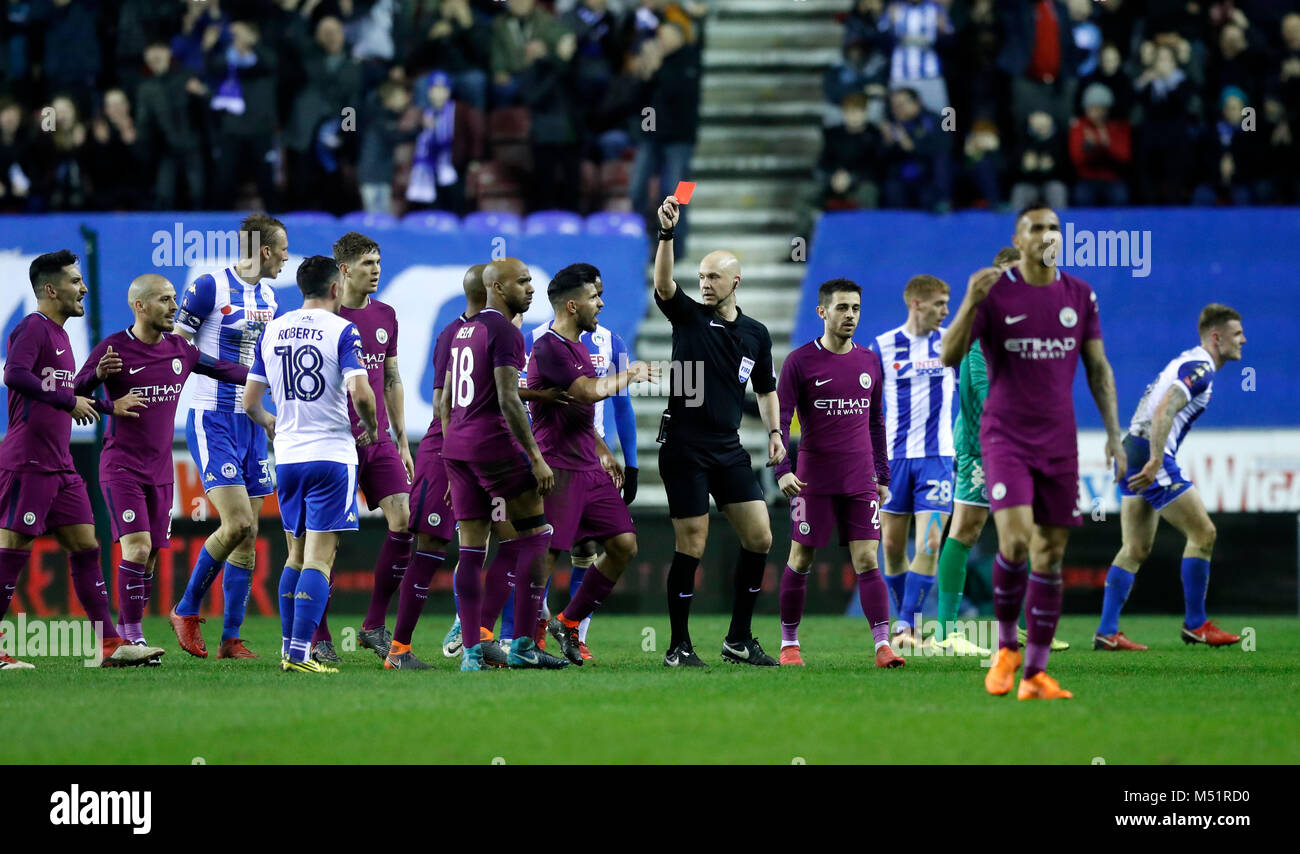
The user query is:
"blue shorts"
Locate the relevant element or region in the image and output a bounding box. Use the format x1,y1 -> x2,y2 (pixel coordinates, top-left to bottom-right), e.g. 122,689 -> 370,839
1118,435 -> 1194,511
186,410 -> 273,497
277,461 -> 359,536
881,455 -> 954,515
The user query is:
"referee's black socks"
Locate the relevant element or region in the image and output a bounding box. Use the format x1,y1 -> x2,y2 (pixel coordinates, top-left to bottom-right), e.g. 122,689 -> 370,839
727,549 -> 768,644
667,551 -> 699,649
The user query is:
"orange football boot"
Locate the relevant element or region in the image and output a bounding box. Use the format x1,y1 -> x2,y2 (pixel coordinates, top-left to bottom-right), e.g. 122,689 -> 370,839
1017,671 -> 1074,700
779,645 -> 805,666
985,647 -> 1021,695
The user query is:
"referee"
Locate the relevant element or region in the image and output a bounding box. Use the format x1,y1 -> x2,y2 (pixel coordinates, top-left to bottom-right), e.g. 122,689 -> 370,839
654,194 -> 785,667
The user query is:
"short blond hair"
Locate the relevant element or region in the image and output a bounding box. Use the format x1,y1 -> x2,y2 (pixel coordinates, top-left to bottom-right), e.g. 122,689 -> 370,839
903,274 -> 949,304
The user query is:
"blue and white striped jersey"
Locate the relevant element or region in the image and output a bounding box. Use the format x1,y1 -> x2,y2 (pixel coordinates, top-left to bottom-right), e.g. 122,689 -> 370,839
176,266 -> 278,412
881,0 -> 947,83
871,324 -> 956,459
1128,345 -> 1215,457
524,320 -> 627,439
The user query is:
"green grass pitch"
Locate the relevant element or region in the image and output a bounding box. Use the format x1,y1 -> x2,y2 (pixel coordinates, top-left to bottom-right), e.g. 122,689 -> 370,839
3,614 -> 1297,764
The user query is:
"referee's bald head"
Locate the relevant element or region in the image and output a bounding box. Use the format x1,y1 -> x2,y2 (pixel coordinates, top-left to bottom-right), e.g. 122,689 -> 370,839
697,250 -> 741,308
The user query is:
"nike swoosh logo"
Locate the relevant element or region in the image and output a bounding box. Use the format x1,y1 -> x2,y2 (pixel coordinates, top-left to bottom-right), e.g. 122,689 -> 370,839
518,651 -> 538,664
709,321 -> 724,328
1186,630 -> 1206,642
414,584 -> 429,591
727,644 -> 749,659
95,581 -> 105,587
1005,315 -> 1028,325
129,366 -> 146,375
748,586 -> 762,593
1096,635 -> 1118,648
677,592 -> 693,598
55,348 -> 66,355
125,584 -> 145,590
1029,607 -> 1055,616
814,379 -> 831,387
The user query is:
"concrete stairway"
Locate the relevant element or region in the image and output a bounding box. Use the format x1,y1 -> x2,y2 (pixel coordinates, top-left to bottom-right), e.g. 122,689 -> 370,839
629,0 -> 843,506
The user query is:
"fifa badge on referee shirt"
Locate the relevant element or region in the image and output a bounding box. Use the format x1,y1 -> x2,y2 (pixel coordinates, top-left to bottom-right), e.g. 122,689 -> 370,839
738,357 -> 755,383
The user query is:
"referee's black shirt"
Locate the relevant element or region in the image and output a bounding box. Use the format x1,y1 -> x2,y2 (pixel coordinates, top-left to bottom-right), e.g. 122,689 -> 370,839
655,284 -> 776,441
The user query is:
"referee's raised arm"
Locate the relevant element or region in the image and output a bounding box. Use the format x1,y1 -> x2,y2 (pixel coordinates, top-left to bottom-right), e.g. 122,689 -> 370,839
654,195 -> 680,302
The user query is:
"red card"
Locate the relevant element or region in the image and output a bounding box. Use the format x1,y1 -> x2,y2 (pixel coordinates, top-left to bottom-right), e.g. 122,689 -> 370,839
673,181 -> 696,204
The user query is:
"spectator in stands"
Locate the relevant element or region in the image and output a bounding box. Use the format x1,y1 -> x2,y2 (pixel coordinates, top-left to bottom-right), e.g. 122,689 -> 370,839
1133,41 -> 1197,203
997,0 -> 1080,129
624,0 -> 706,52
284,15 -> 362,210
798,92 -> 882,236
1280,13 -> 1300,117
1192,86 -> 1267,205
949,0 -> 1001,122
521,32 -> 584,212
1008,109 -> 1066,209
629,20 -> 701,257
1076,41 -> 1133,119
171,0 -> 227,75
1260,94 -> 1295,203
403,0 -> 491,109
824,37 -> 890,124
491,0 -> 567,106
207,19 -> 279,209
359,79 -> 420,214
32,0 -> 101,112
0,98 -> 34,211
113,0 -> 182,100
1069,81 -> 1131,206
1067,0 -> 1101,77
1204,19 -> 1269,114
880,86 -> 952,211
32,94 -> 89,210
564,0 -> 626,108
844,0 -> 886,47
962,117 -> 1005,208
879,0 -> 954,113
342,0 -> 399,91
405,70 -> 482,215
136,41 -> 207,210
87,88 -> 145,210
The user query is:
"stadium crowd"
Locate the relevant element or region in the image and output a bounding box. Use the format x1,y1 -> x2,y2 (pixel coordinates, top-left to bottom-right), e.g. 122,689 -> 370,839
818,0 -> 1300,215
1,1 -> 1297,220
0,0 -> 705,216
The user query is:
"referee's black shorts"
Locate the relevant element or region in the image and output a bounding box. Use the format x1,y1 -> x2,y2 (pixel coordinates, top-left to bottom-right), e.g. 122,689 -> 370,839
658,436 -> 763,518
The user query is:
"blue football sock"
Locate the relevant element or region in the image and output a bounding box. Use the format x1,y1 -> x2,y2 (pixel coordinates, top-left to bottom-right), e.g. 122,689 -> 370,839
569,565 -> 587,599
278,567 -> 301,654
500,579 -> 515,642
177,545 -> 223,617
1181,557 -> 1210,629
885,572 -> 906,616
222,564 -> 253,641
1097,565 -> 1136,636
288,569 -> 331,662
898,571 -> 936,629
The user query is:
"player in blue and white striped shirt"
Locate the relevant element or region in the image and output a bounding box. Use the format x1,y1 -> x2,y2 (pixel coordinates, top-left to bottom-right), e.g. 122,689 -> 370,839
1096,304 -> 1247,651
169,214 -> 287,660
870,274 -> 956,649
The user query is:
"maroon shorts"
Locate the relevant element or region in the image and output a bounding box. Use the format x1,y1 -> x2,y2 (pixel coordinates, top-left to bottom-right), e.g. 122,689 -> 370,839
790,490 -> 881,548
546,467 -> 636,552
445,454 -> 537,522
409,437 -> 455,540
102,478 -> 174,546
983,446 -> 1081,528
0,469 -> 94,536
358,440 -> 411,510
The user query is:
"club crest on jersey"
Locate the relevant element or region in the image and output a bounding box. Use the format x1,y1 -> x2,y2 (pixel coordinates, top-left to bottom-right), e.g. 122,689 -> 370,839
122,509 -> 136,523
428,513 -> 441,527
221,463 -> 237,479
798,522 -> 810,536
1059,307 -> 1078,328
859,372 -> 872,389
992,482 -> 1007,500
172,358 -> 182,375
738,356 -> 755,383
376,328 -> 389,345
23,512 -> 35,526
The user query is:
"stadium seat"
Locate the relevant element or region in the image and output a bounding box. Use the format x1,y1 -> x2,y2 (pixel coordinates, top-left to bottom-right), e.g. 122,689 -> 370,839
462,209 -> 523,234
524,210 -> 584,236
401,210 -> 461,233
341,211 -> 398,229
585,211 -> 644,237
475,197 -> 526,215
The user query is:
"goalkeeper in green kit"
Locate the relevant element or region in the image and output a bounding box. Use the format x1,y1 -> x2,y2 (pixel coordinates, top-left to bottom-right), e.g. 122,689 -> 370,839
933,247 -> 1068,654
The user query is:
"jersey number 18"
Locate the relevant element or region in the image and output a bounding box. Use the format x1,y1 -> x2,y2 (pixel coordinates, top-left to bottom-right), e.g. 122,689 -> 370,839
274,344 -> 325,401
449,347 -> 475,409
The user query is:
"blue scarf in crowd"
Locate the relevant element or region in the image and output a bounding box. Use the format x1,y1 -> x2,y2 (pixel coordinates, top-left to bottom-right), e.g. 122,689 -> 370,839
407,100 -> 457,203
